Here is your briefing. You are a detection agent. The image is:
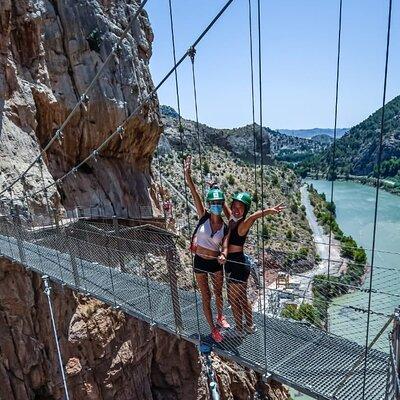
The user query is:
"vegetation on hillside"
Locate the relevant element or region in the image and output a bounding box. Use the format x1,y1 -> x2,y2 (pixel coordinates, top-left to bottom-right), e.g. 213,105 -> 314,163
156,110 -> 318,272
308,185 -> 367,321
296,95 -> 400,187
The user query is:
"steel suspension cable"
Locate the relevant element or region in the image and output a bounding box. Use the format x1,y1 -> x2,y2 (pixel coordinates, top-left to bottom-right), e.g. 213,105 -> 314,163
256,0 -> 268,374
327,0 -> 343,281
167,0 -> 201,339
17,0 -> 236,201
168,0 -> 192,234
248,0 -> 260,258
43,276 -> 71,400
189,48 -> 206,198
362,0 -> 393,397
0,0 -> 150,197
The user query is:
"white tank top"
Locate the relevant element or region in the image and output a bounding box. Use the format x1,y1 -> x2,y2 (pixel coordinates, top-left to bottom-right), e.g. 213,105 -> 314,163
196,219 -> 225,251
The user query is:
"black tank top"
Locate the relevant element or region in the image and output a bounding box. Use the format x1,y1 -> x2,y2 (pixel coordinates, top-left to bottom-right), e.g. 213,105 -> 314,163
229,221 -> 248,247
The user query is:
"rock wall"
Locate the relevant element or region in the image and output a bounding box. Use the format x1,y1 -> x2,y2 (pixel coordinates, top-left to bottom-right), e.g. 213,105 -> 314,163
0,259 -> 290,400
0,0 -> 162,218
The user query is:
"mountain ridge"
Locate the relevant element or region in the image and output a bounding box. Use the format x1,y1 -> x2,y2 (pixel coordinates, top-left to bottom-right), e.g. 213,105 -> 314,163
278,128 -> 348,139
160,105 -> 329,162
308,95 -> 400,178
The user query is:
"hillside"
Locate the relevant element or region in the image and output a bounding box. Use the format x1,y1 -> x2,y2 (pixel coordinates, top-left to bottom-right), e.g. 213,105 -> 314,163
160,105 -> 328,165
278,128 -> 348,139
311,134 -> 333,145
157,106 -> 317,272
309,95 -> 400,178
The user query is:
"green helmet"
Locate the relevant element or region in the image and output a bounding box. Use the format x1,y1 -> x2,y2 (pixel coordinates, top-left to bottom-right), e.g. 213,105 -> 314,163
206,188 -> 225,202
232,192 -> 252,208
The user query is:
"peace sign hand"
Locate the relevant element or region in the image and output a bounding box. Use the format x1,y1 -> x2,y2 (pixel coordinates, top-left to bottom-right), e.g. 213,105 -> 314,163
269,203 -> 285,214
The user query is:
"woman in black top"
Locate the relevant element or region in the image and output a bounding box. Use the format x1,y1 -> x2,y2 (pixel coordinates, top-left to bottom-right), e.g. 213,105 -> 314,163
225,192 -> 285,335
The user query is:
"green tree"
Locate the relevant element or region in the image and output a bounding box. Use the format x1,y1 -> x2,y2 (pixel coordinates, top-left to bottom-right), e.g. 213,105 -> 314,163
261,224 -> 270,240
203,160 -> 210,175
227,174 -> 235,185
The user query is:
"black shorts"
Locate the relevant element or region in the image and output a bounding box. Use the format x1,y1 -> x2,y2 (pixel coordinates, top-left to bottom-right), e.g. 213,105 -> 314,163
193,254 -> 223,274
225,252 -> 250,283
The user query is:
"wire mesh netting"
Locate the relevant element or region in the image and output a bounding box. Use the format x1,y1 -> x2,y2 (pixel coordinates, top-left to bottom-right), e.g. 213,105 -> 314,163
0,205 -> 399,400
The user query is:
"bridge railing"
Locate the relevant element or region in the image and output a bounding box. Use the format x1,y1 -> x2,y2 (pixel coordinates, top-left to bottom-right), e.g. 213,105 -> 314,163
0,207 -> 398,398
386,307 -> 400,398
0,210 -> 396,345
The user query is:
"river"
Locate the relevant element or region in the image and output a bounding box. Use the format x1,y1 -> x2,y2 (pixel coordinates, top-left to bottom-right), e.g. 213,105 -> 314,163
305,179 -> 400,346
290,180 -> 400,400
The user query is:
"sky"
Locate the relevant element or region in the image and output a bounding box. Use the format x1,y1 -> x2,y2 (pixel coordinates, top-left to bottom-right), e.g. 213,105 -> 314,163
146,0 -> 400,130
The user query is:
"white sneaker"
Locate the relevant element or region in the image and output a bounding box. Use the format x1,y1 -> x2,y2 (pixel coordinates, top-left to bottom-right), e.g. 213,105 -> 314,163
244,324 -> 257,334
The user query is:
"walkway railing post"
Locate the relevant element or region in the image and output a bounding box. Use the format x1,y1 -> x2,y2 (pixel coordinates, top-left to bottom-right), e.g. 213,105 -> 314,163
3,205 -> 15,259
143,258 -> 155,326
42,275 -> 71,400
66,236 -> 80,288
105,233 -> 117,308
393,306 -> 400,398
112,216 -> 127,272
13,204 -> 26,265
53,206 -> 60,235
166,245 -> 183,333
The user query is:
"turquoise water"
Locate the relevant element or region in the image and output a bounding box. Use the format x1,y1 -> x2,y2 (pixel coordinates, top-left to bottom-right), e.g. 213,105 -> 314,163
306,180 -> 400,348
290,180 -> 400,399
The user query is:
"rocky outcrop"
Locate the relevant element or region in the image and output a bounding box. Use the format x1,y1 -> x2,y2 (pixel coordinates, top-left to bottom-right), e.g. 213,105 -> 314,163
0,258 -> 290,400
0,0 -> 163,218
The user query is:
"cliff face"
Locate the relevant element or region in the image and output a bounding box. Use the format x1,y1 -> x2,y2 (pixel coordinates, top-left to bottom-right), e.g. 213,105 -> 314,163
0,259 -> 289,400
0,0 -> 162,218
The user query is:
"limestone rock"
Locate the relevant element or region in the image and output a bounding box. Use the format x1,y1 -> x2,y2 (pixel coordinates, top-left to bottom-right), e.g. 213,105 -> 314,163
0,0 -> 163,218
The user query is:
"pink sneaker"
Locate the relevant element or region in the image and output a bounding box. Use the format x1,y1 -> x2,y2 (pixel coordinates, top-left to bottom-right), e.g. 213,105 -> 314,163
216,315 -> 230,329
211,327 -> 223,343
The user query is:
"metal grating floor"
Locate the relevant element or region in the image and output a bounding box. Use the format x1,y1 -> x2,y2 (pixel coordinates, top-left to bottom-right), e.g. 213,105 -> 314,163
0,234 -> 389,400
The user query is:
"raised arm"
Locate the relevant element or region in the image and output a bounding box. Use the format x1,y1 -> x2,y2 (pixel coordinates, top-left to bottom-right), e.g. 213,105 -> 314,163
223,202 -> 231,220
238,203 -> 286,236
184,156 -> 205,218
218,226 -> 230,264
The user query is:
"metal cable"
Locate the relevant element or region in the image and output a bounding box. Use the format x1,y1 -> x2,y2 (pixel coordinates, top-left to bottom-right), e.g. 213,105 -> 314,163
248,0 -> 260,257
327,0 -> 342,280
188,48 -> 206,198
167,0 -> 192,234
256,0 -> 268,374
167,0 -> 202,339
362,0 -> 393,397
43,276 -> 71,400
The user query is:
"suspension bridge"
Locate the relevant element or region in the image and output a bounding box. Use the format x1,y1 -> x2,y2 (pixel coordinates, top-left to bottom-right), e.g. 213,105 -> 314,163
0,0 -> 399,399
0,211 -> 398,400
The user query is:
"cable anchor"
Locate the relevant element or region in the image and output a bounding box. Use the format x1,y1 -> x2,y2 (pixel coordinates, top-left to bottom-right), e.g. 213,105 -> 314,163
43,274 -> 51,296
81,94 -> 89,103
117,126 -> 125,139
187,46 -> 196,63
92,150 -> 99,162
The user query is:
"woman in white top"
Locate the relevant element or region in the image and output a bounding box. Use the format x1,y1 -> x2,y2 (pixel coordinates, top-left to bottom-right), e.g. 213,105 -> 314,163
184,156 -> 230,343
